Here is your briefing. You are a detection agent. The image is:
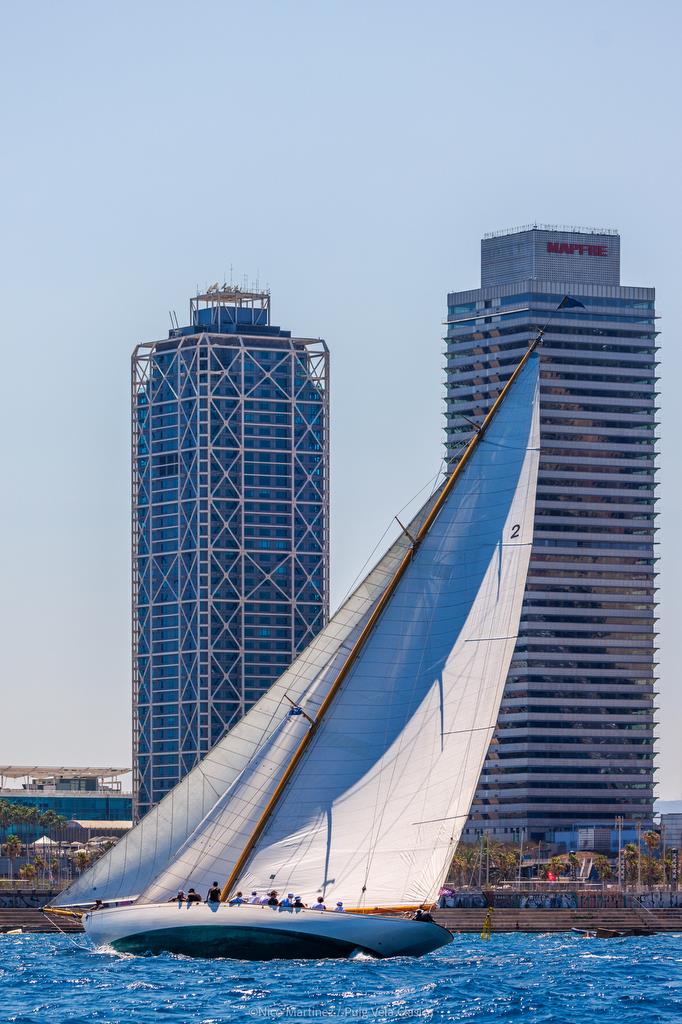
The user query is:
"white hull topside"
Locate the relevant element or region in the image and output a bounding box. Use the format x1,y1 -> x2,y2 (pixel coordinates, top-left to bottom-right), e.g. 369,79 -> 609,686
83,901 -> 452,960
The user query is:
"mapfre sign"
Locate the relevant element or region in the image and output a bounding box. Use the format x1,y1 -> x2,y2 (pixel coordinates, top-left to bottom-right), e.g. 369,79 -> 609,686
547,241 -> 608,257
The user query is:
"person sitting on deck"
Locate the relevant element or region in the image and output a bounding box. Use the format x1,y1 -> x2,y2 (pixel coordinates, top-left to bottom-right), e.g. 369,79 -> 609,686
249,891 -> 260,904
228,891 -> 244,906
413,908 -> 433,922
171,890 -> 185,905
267,890 -> 280,906
333,901 -> 345,913
311,896 -> 326,911
206,882 -> 222,903
91,900 -> 104,911
186,888 -> 202,904
279,893 -> 294,908
293,895 -> 305,909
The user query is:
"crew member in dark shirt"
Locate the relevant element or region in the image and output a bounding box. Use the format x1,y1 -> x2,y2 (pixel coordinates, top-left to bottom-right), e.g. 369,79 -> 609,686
186,888 -> 202,904
206,882 -> 222,903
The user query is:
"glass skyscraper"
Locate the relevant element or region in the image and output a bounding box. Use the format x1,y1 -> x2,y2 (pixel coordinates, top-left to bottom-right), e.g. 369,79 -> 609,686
132,288 -> 329,817
445,226 -> 657,844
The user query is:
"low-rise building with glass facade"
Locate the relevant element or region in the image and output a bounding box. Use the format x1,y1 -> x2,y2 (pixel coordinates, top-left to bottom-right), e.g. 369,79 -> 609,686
0,767 -> 132,844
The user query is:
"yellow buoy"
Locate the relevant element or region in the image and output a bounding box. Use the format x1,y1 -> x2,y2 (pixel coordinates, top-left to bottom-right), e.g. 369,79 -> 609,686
480,907 -> 493,941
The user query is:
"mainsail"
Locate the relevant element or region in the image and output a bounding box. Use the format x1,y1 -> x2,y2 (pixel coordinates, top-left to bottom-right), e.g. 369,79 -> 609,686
53,489 -> 441,907
136,350 -> 541,908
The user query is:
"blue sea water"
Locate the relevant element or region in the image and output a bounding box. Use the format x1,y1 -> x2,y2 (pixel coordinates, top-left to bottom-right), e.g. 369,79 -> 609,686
0,932 -> 680,1024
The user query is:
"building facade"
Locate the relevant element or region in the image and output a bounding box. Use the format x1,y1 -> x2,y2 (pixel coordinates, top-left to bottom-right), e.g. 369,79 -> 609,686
0,767 -> 132,844
132,288 -> 329,817
446,226 -> 658,844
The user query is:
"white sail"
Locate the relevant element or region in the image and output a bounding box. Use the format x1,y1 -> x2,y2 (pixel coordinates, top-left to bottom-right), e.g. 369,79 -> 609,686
53,491 -> 441,907
235,353 -> 541,908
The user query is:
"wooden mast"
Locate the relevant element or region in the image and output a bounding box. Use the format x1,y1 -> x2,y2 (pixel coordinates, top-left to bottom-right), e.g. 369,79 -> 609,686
220,336 -> 542,901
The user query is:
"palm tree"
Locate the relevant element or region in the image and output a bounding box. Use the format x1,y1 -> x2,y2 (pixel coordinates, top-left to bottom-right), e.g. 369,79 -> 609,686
642,854 -> 663,887
593,854 -> 612,881
491,845 -> 519,882
548,856 -> 568,879
567,852 -> 580,881
447,852 -> 469,886
33,855 -> 47,883
18,862 -> 37,881
623,842 -> 638,886
3,833 -> 21,879
642,831 -> 660,857
40,810 -> 67,833
74,850 -> 90,874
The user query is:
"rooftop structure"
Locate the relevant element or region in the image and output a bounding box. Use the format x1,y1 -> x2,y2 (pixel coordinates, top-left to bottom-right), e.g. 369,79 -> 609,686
0,767 -> 129,784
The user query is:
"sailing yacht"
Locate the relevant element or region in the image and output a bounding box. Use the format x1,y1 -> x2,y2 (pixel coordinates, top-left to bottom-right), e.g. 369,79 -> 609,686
52,343 -> 541,959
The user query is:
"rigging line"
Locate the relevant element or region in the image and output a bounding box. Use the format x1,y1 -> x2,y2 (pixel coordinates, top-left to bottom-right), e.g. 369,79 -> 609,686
42,910 -> 89,950
411,814 -> 470,826
219,343 -> 541,903
335,522 -> 395,609
163,638 -> 369,889
441,725 -> 497,737
395,464 -> 447,517
142,718 -> 304,897
336,464 -> 446,609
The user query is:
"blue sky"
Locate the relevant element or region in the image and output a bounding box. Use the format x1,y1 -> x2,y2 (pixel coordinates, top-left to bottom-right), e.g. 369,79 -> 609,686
0,0 -> 679,799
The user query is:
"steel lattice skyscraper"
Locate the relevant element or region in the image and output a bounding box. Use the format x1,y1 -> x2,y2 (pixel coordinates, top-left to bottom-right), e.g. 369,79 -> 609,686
132,288 -> 329,817
445,227 -> 657,845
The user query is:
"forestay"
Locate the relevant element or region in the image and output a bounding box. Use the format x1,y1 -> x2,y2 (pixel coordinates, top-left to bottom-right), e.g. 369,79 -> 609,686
53,491 -> 441,907
237,354 -> 540,908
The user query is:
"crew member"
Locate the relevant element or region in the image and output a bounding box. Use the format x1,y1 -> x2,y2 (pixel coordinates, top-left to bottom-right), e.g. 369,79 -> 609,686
206,882 -> 222,903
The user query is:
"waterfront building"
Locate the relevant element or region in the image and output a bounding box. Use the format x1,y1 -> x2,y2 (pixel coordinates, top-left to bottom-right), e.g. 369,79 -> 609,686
660,813 -> 682,849
132,287 -> 329,817
445,226 -> 657,844
0,767 -> 132,843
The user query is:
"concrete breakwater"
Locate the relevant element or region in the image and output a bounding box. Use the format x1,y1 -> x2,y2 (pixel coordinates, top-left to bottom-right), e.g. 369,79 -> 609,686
3,907 -> 682,935
433,907 -> 682,933
0,908 -> 83,933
